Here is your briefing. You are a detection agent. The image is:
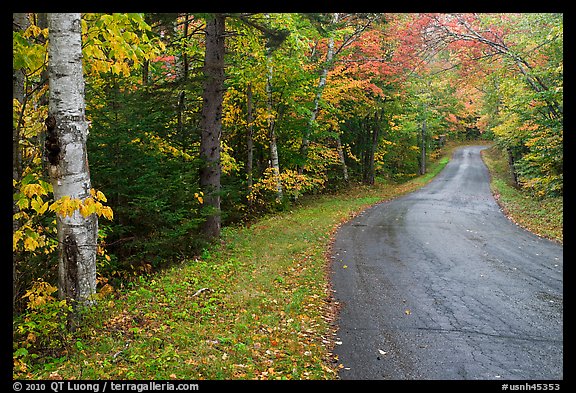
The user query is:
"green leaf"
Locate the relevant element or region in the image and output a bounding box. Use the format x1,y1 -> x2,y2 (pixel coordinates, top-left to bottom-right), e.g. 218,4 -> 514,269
14,347 -> 29,358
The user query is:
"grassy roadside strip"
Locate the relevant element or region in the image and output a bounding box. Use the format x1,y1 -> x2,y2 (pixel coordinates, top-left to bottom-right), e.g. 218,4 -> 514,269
18,143 -> 463,381
481,145 -> 563,244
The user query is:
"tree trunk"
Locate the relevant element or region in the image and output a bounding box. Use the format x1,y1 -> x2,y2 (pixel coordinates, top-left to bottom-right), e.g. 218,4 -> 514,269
181,13 -> 190,81
299,12 -> 339,174
363,113 -> 379,185
13,13 -> 28,181
507,147 -> 520,188
246,83 -> 254,192
142,60 -> 149,85
13,12 -> 30,310
266,56 -> 283,201
199,14 -> 226,239
177,90 -> 185,138
334,134 -> 349,183
47,13 -> 98,308
419,116 -> 427,175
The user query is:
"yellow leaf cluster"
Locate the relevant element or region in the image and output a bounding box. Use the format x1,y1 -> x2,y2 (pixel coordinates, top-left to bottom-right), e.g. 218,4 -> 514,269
82,13 -> 165,78
194,192 -> 204,204
49,189 -> 113,220
136,132 -> 193,161
248,168 -> 325,206
22,280 -> 58,310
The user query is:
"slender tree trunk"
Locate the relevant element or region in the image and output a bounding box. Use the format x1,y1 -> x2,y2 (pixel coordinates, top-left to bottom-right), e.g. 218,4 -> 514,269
363,113 -> 379,185
506,147 -> 520,188
13,12 -> 30,309
246,83 -> 254,192
334,134 -> 349,183
177,90 -> 185,137
47,13 -> 98,308
36,13 -> 50,106
369,113 -> 380,184
419,116 -> 427,175
182,13 -> 190,81
13,13 -> 28,181
142,60 -> 149,86
266,52 -> 283,201
299,12 -> 339,174
199,14 -> 225,239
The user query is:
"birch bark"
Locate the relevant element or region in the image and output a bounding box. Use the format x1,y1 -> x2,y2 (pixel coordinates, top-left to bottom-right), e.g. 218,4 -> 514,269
299,12 -> 339,174
47,13 -> 98,306
266,55 -> 283,201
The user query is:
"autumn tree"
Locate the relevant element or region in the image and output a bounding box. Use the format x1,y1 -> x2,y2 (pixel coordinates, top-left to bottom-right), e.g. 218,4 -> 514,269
405,13 -> 563,196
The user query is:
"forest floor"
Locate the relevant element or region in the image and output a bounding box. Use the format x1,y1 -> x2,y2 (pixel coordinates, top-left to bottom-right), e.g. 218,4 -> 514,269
16,139 -> 562,381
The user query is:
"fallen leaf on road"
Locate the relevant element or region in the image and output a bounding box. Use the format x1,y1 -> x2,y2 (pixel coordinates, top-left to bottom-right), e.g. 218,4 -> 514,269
404,309 -> 411,315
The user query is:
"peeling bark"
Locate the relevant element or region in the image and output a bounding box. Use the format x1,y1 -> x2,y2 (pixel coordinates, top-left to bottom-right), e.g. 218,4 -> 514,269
47,13 -> 97,307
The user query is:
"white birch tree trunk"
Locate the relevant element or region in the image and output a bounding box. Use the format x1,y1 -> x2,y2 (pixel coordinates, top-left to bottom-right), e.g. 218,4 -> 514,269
47,13 -> 98,306
334,134 -> 349,182
299,12 -> 339,174
266,56 -> 283,201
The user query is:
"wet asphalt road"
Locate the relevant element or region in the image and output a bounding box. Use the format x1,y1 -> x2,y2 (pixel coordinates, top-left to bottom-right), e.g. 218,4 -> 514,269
330,145 -> 563,380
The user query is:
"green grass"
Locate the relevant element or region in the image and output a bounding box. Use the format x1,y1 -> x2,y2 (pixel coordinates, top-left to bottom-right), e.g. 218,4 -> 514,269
14,143 -> 459,380
481,145 -> 563,244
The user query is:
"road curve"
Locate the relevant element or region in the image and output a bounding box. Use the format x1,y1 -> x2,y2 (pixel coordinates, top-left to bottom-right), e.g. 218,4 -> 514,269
330,145 -> 563,380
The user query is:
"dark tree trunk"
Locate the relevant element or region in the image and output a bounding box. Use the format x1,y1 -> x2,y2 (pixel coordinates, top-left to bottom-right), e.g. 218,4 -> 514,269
419,116 -> 427,175
363,113 -> 379,185
199,14 -> 226,239
13,12 -> 29,309
507,147 -> 520,188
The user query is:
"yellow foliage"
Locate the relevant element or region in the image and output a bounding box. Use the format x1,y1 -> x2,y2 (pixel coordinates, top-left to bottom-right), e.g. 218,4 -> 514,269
23,236 -> 39,252
49,189 -> 113,220
21,183 -> 47,199
22,280 -> 58,311
221,142 -> 241,175
248,167 -> 325,207
194,192 -> 204,204
101,206 -> 114,220
96,190 -> 107,202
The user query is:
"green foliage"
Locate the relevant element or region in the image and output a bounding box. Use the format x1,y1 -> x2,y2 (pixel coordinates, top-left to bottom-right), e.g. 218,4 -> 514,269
81,13 -> 165,77
86,77 -> 208,274
476,14 -> 563,197
13,280 -> 73,377
482,146 -> 562,242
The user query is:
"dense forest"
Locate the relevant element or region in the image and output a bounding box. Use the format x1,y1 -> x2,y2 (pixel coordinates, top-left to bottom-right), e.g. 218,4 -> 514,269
13,13 -> 562,377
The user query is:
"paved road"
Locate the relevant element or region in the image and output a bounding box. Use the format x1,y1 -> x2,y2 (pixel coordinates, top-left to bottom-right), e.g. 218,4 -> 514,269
330,145 -> 563,380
